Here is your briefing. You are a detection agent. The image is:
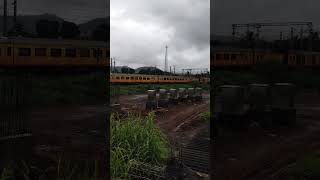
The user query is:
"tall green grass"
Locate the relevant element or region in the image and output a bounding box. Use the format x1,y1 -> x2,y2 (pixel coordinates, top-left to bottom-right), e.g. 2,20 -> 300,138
111,84 -> 193,96
0,160 -> 101,180
111,112 -> 169,179
282,153 -> 320,180
200,112 -> 211,121
30,72 -> 107,106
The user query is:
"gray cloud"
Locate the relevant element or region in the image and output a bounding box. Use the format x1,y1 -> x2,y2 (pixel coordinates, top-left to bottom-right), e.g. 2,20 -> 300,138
111,0 -> 210,71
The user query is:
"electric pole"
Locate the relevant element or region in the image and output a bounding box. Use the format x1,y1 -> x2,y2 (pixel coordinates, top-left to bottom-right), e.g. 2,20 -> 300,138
110,58 -> 113,73
113,57 -> 116,72
164,45 -> 168,72
13,0 -> 17,27
3,0 -> 7,37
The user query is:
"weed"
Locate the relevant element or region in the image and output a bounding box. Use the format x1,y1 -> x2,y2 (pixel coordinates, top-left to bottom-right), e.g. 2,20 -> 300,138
111,112 -> 169,179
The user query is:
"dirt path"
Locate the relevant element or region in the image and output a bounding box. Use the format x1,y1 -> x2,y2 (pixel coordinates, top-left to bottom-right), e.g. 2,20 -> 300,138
117,93 -> 210,147
214,91 -> 320,180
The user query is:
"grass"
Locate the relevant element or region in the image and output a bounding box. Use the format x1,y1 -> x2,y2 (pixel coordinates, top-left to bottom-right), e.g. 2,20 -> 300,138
214,64 -> 320,90
283,153 -> 320,180
0,71 -> 107,106
0,159 -> 102,180
111,112 -> 170,179
200,111 -> 211,121
111,84 -> 194,96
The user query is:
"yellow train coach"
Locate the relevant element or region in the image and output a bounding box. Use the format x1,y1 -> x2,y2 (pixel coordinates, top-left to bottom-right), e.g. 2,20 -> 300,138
0,37 -> 109,68
110,73 -> 195,84
211,47 -> 284,67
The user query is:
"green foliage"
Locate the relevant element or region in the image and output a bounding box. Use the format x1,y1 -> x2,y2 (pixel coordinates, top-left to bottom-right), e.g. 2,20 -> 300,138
111,112 -> 169,179
215,66 -> 320,90
30,72 -> 107,106
111,84 -> 193,96
36,20 -> 60,38
285,153 -> 320,179
200,111 -> 210,121
60,21 -> 80,39
0,160 -> 101,180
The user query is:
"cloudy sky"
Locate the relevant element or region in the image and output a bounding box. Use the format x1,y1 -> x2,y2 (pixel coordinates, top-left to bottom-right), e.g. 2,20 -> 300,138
212,0 -> 320,38
17,0 -> 108,24
111,0 -> 210,71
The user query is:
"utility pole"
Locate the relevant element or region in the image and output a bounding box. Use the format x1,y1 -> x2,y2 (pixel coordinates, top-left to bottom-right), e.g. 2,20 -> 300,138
13,0 -> 16,23
110,58 -> 113,73
3,0 -> 7,37
170,66 -> 171,74
164,45 -> 168,72
174,66 -> 175,75
113,57 -> 116,72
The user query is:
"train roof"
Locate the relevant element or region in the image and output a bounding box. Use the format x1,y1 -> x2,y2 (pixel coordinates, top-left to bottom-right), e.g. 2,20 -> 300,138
110,73 -> 191,77
0,37 -> 109,48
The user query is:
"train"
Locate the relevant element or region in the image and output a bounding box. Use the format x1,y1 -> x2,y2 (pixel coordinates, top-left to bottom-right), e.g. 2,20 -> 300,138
211,47 -> 320,68
0,37 -> 209,84
0,37 -> 109,68
110,73 -> 210,84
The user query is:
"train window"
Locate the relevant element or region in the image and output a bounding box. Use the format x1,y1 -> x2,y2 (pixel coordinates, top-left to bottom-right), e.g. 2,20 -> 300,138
147,78 -> 150,80
139,77 -> 142,80
302,56 -> 305,65
50,48 -> 62,57
121,77 -> 124,79
231,54 -> 236,60
65,48 -> 77,57
126,77 -> 129,80
116,77 -> 120,79
35,48 -> 46,56
80,48 -> 90,57
216,53 -> 222,60
312,55 -> 316,65
130,77 -> 134,80
18,48 -> 31,56
93,49 -> 103,58
143,77 -> 146,80
135,77 -> 138,80
7,47 -> 11,56
297,55 -> 301,64
106,50 -> 110,58
224,54 -> 229,60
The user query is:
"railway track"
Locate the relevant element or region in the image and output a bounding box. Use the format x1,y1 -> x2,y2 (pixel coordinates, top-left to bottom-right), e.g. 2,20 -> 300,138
179,122 -> 210,174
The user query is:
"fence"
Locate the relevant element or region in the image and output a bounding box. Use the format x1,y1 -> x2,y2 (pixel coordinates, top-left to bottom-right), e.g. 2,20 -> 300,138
0,75 -> 32,140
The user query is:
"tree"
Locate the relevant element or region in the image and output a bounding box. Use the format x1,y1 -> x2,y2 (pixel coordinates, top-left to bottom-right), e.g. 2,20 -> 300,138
8,22 -> 24,36
60,21 -> 80,39
36,20 -> 59,38
92,24 -> 108,41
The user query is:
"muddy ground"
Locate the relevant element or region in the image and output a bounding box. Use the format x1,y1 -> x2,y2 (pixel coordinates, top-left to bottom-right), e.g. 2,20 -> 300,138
30,105 -> 108,162
117,92 -> 211,179
117,92 -> 210,147
214,90 -> 320,180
